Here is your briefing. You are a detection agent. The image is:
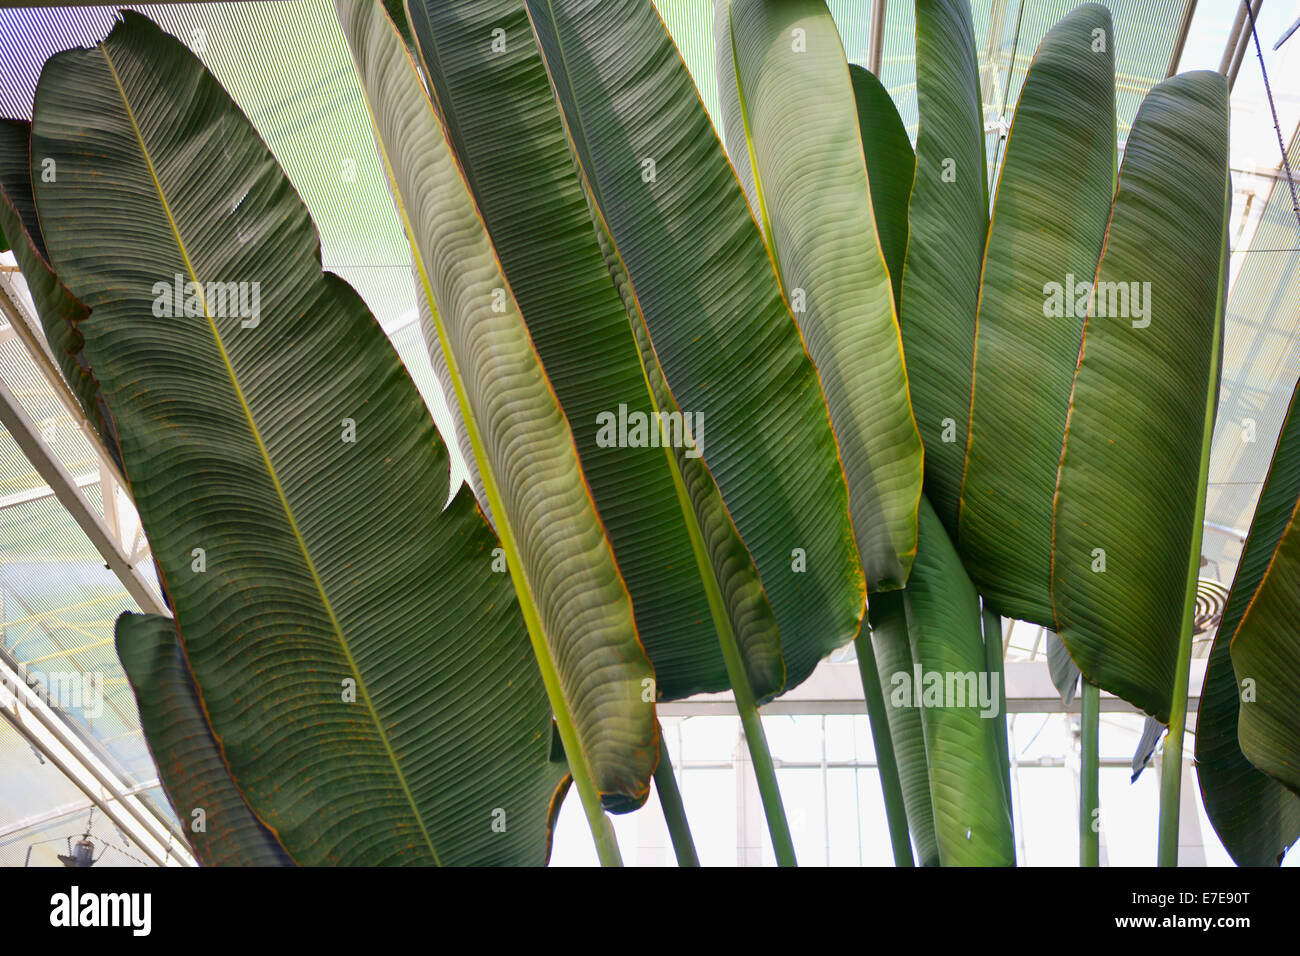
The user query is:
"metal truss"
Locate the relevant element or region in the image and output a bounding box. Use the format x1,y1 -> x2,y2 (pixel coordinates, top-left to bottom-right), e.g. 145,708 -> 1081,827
0,265 -> 185,864
0,647 -> 193,866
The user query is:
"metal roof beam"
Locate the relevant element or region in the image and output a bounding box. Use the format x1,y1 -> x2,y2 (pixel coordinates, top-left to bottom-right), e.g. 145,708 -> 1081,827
0,649 -> 193,866
0,470 -> 99,511
1223,0 -> 1264,92
0,777 -> 160,841
0,373 -> 167,616
867,0 -> 886,76
657,661 -> 1206,716
0,275 -> 128,491
1220,1 -> 1252,74
1277,13 -> 1300,50
1167,0 -> 1198,77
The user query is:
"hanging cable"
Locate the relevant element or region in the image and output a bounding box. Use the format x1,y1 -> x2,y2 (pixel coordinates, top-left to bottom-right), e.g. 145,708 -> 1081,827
1245,3 -> 1300,233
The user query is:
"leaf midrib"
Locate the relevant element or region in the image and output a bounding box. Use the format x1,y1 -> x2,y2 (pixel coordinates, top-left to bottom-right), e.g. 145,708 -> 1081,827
100,42 -> 440,865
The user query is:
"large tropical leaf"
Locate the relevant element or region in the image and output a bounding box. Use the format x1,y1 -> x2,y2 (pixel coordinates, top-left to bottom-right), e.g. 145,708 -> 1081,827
1222,374 -> 1300,801
713,0 -> 759,222
115,613 -> 294,867
400,0 -> 781,701
1051,71 -> 1230,723
896,0 -> 986,535
847,64 -> 912,314
959,3 -> 1115,625
413,275 -> 488,515
592,202 -> 786,701
1045,629 -> 1080,706
1233,533 -> 1300,796
718,0 -> 922,593
32,11 -> 568,864
381,0 -> 413,44
898,498 -> 1015,865
840,60 -> 922,864
1198,380 -> 1300,864
0,118 -> 118,464
336,0 -> 658,815
1131,715 -> 1164,782
866,590 -> 939,866
523,0 -> 866,684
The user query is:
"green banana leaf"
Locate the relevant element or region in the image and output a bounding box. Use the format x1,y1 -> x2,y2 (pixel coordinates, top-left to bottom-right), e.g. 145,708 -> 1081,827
866,589 -> 939,866
1222,375 -> 1300,800
592,198 -> 786,701
1045,629 -> 1080,706
901,498 -> 1015,865
32,11 -> 569,864
1198,379 -> 1300,864
336,0 -> 658,815
1232,549 -> 1300,798
846,63 -> 912,314
115,613 -> 294,867
718,0 -> 922,593
896,0 -> 987,535
0,118 -> 119,465
1131,715 -> 1163,782
523,0 -> 866,685
381,0 -> 413,45
712,0 -> 760,222
399,0 -> 781,701
413,273 -> 489,515
959,3 -> 1115,625
1051,71 -> 1230,723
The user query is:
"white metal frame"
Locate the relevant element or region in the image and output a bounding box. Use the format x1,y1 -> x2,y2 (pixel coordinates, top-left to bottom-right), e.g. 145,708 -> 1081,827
0,265 -> 183,863
657,660 -> 1207,717
0,649 -> 193,866
868,0 -> 887,76
0,278 -> 165,616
